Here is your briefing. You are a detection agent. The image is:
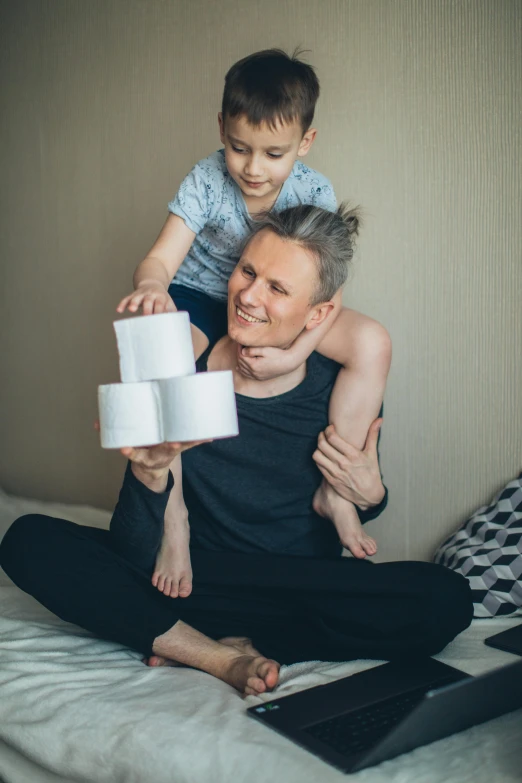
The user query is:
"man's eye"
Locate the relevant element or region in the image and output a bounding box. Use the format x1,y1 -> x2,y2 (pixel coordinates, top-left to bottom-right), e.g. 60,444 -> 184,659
242,268 -> 255,277
271,285 -> 285,294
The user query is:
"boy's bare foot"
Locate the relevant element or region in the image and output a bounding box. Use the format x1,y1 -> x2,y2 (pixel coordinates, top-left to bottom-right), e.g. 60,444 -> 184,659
313,480 -> 377,558
152,521 -> 192,598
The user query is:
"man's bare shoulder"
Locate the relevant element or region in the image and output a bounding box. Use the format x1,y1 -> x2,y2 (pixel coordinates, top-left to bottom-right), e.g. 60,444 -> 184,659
343,308 -> 392,371
206,336 -> 235,372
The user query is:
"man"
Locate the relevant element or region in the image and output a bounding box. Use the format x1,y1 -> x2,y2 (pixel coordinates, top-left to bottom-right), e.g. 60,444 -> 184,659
0,205 -> 473,696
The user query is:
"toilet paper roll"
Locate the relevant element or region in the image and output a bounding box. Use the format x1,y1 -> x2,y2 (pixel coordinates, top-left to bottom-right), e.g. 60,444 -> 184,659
98,382 -> 162,448
158,371 -> 239,442
114,311 -> 196,384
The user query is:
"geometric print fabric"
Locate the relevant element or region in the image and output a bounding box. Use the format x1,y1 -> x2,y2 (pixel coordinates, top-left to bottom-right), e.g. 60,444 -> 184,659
434,474 -> 522,617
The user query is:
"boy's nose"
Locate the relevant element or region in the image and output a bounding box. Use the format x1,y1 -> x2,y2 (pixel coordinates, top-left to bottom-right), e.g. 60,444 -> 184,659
244,155 -> 263,178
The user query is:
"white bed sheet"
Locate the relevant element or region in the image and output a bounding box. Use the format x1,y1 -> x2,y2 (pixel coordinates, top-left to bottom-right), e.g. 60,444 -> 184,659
0,488 -> 521,783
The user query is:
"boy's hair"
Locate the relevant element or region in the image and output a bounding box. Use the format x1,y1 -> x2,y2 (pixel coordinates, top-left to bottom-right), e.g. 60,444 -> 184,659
244,203 -> 361,305
222,48 -> 320,134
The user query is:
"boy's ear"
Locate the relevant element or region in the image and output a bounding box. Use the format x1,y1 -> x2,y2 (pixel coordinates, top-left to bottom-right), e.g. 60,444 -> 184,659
297,128 -> 317,158
305,300 -> 334,331
218,113 -> 225,143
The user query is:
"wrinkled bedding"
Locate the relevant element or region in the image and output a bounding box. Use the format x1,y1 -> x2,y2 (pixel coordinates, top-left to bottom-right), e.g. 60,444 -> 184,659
1,488 -> 521,783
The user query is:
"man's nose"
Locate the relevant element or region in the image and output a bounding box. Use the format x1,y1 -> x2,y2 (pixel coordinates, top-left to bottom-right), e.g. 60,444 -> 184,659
240,279 -> 263,307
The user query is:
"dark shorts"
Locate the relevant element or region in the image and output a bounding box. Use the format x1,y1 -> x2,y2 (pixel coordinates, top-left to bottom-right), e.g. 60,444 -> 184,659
168,283 -> 228,349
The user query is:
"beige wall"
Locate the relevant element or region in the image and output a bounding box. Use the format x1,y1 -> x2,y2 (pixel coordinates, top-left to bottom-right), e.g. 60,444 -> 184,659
1,0 -> 520,560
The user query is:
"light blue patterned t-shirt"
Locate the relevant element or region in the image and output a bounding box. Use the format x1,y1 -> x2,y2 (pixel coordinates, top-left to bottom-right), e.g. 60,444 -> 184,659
168,149 -> 337,302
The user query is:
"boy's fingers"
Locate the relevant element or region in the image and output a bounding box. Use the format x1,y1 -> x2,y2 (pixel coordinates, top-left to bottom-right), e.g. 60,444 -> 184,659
116,296 -> 131,313
154,299 -> 166,314
241,347 -> 266,358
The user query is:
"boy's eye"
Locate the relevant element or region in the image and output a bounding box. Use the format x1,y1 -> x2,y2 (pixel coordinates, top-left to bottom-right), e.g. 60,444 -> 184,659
232,145 -> 247,154
267,153 -> 283,159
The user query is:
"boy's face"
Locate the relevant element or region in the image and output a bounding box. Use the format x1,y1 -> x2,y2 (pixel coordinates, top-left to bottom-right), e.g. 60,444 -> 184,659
219,114 -> 316,205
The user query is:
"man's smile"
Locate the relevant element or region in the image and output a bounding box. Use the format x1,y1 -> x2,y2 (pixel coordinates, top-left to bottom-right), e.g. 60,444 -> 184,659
236,305 -> 267,324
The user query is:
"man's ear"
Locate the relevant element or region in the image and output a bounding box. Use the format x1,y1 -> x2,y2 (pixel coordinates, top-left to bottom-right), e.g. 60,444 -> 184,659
218,113 -> 225,144
305,301 -> 335,331
297,128 -> 317,158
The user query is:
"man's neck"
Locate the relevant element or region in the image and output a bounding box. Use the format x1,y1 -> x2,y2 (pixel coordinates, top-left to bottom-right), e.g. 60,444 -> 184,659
208,337 -> 307,399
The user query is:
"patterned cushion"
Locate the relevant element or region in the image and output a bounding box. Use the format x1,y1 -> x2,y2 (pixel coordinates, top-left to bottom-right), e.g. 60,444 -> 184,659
434,474 -> 522,617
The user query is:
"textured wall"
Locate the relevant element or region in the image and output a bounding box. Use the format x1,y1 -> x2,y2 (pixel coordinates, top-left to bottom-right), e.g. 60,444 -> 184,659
1,0 -> 520,560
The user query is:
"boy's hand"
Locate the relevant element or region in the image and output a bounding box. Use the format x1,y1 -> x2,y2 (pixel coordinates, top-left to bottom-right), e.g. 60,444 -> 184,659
116,282 -> 176,316
237,344 -> 303,381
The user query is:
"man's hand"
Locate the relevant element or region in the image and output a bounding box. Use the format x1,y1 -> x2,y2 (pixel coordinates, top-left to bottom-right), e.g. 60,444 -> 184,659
121,441 -> 208,493
116,282 -> 176,316
237,344 -> 303,381
313,419 -> 385,510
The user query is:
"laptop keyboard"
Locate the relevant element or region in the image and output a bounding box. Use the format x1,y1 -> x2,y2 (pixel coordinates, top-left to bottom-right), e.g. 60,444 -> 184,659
304,686 -> 428,757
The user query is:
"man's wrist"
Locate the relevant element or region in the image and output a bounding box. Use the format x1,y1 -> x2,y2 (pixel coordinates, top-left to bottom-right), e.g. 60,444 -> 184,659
131,462 -> 170,493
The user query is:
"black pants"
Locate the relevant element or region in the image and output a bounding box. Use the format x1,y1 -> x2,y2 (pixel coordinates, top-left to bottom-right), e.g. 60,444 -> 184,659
0,514 -> 473,665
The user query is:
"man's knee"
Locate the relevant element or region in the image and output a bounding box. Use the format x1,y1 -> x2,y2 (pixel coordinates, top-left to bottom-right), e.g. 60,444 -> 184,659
0,514 -> 54,586
421,562 -> 473,651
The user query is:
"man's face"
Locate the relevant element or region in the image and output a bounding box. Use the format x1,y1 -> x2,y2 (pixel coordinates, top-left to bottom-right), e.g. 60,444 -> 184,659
227,229 -> 325,350
219,114 -> 315,205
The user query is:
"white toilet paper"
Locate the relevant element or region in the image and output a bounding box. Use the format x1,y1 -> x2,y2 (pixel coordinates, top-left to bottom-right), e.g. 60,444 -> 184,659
98,382 -> 162,448
159,371 -> 239,441
98,371 -> 238,448
114,311 -> 196,383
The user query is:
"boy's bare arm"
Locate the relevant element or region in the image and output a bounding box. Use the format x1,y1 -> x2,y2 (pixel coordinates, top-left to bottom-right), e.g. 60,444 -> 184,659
316,309 -> 391,449
117,214 -> 196,315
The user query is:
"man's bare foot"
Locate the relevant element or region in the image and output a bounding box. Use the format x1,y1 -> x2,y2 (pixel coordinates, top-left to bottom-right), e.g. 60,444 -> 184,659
313,480 -> 377,558
144,655 -> 181,667
146,649 -> 279,695
218,637 -> 262,657
152,521 -> 192,598
144,638 -> 261,668
226,654 -> 280,696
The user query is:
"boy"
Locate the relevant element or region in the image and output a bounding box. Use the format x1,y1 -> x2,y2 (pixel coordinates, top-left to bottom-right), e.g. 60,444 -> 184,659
117,49 -> 391,598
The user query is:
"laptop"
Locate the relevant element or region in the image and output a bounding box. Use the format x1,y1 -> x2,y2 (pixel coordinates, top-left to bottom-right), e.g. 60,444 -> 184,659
485,622 -> 522,656
247,657 -> 522,773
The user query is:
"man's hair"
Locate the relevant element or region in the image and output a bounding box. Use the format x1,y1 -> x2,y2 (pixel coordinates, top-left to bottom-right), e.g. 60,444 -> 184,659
244,203 -> 361,305
222,48 -> 320,133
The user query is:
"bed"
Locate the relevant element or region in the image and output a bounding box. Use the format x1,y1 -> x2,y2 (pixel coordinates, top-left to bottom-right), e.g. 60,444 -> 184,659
1,487 -> 521,783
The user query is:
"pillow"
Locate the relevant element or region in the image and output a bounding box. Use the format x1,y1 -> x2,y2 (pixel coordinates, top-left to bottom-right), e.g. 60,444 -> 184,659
434,474 -> 522,617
